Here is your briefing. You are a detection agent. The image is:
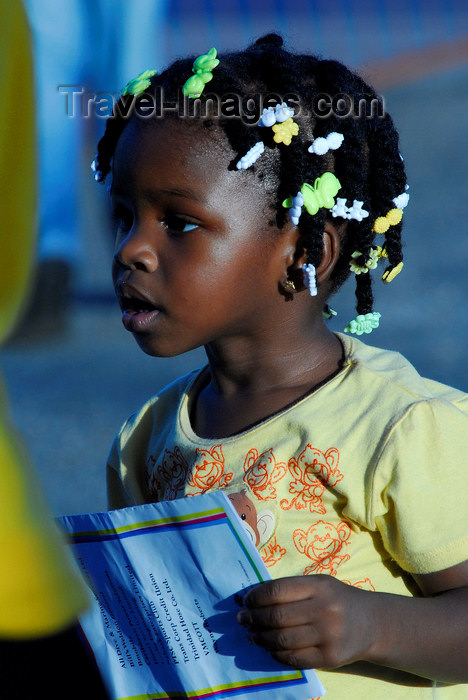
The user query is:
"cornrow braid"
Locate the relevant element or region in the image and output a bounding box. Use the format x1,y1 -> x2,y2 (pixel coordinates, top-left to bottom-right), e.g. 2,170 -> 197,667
94,94 -> 137,180
94,33 -> 408,332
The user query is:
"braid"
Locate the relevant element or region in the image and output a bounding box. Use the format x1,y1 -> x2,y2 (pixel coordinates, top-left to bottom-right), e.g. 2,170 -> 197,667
94,94 -> 136,180
94,33 -> 408,332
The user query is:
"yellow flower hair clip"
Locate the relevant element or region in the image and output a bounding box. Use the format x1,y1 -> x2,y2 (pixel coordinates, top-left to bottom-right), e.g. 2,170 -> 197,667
349,247 -> 381,275
373,207 -> 403,234
182,48 -> 219,98
272,117 -> 299,145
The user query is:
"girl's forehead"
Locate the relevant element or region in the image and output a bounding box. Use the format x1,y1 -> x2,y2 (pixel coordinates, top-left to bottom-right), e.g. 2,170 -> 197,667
114,117 -> 232,175
112,117 -> 274,206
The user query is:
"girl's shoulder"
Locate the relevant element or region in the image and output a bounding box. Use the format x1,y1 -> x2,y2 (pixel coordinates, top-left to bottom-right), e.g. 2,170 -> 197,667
338,332 -> 468,412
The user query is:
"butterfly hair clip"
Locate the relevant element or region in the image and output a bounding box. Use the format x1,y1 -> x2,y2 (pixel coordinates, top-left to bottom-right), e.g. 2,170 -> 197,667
282,173 -> 341,223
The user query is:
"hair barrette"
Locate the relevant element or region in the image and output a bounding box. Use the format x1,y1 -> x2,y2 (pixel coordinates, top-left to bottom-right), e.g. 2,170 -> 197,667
236,142 -> 265,170
349,248 -> 380,275
282,173 -> 341,223
182,48 -> 219,98
382,261 -> 404,283
323,305 -> 337,319
330,198 -> 369,221
373,207 -> 403,234
121,69 -> 158,97
272,118 -> 299,145
90,156 -> 104,182
286,192 -> 304,225
392,191 -> 410,209
258,102 -> 298,145
302,263 -> 317,296
308,132 -> 344,156
258,102 -> 295,127
344,312 -> 381,335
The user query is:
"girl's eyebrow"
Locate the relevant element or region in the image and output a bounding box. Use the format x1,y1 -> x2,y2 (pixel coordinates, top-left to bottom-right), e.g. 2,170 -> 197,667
143,187 -> 207,205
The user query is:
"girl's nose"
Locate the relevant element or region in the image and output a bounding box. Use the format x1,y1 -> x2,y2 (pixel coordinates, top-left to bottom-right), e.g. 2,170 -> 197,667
113,226 -> 158,273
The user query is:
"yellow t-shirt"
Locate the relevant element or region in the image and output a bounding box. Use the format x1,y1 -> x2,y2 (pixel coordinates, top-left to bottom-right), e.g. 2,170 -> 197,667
0,0 -> 89,638
107,333 -> 468,699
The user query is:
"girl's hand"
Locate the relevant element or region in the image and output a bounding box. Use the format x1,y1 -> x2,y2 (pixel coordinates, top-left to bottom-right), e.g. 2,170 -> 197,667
237,575 -> 378,670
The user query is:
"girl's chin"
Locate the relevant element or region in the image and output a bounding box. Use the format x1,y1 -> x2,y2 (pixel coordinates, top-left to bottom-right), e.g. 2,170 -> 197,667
132,334 -> 190,359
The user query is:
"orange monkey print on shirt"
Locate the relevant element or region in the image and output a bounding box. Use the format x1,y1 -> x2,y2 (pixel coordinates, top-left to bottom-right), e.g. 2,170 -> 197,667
293,520 -> 351,576
281,444 -> 343,514
242,448 -> 287,500
146,446 -> 191,500
187,444 -> 233,494
261,536 -> 287,568
147,444 -> 233,500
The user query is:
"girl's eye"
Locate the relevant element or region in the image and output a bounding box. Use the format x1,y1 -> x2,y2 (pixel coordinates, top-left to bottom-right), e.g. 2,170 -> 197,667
163,213 -> 199,235
112,210 -> 133,233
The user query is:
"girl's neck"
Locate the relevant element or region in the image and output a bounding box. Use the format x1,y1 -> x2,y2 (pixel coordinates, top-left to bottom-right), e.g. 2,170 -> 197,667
191,323 -> 344,439
204,322 -> 342,396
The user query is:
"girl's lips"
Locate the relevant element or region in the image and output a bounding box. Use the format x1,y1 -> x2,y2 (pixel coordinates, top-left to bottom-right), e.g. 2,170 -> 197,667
122,308 -> 161,333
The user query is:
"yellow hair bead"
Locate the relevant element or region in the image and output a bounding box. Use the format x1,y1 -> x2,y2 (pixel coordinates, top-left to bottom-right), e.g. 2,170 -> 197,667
382,261 -> 404,283
272,118 -> 299,145
387,208 -> 403,225
373,207 -> 403,234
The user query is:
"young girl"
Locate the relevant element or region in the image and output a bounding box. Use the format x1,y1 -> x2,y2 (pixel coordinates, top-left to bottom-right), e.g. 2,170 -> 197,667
92,34 -> 468,698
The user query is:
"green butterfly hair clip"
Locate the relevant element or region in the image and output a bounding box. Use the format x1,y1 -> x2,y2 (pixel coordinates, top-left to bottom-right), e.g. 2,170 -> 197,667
282,172 -> 341,225
121,69 -> 158,97
182,48 -> 220,99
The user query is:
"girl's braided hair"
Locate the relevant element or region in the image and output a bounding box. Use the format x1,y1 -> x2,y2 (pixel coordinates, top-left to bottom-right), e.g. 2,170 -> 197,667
94,33 -> 407,321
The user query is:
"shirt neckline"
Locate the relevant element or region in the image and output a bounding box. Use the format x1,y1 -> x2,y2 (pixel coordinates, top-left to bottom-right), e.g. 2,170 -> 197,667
178,332 -> 355,445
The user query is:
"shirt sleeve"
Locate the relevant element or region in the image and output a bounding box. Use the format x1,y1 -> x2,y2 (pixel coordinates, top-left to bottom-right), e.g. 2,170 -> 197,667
106,412 -> 150,509
106,429 -> 132,510
370,398 -> 468,574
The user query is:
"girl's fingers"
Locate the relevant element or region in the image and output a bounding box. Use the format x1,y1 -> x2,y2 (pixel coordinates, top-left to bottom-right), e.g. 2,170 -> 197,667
243,576 -> 321,608
247,622 -> 319,652
237,598 -> 315,630
270,646 -> 325,670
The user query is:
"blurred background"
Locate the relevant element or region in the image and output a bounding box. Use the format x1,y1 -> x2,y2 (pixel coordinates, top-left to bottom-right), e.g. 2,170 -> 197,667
2,0 -> 468,516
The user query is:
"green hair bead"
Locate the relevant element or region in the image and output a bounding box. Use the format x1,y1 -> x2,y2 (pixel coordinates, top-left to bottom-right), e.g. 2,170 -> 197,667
121,69 -> 158,97
344,312 -> 381,335
182,48 -> 220,98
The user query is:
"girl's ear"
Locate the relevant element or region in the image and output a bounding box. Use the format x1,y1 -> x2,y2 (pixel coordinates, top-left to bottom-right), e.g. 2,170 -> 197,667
292,220 -> 342,282
316,219 -> 342,284
279,219 -> 342,294
278,225 -> 305,293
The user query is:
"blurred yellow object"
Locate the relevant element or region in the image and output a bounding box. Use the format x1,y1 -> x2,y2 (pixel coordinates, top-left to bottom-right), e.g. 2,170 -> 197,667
0,1 -> 37,342
0,0 -> 89,638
